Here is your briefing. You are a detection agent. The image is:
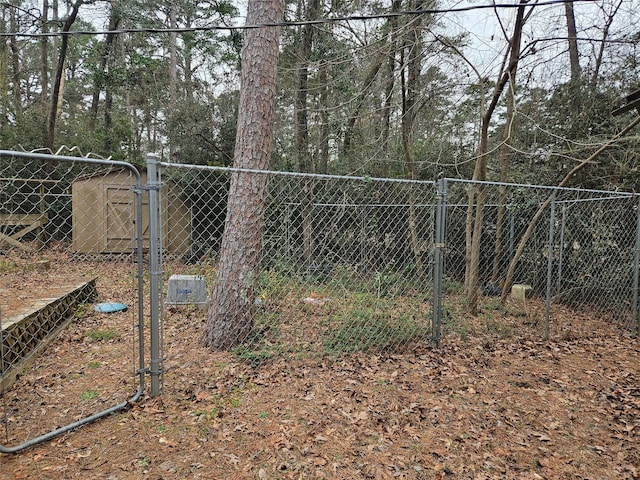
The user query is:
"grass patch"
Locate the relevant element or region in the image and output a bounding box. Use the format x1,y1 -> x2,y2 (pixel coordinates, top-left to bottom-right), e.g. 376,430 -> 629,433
442,313 -> 472,341
86,327 -> 119,342
231,345 -> 279,367
80,390 -> 99,401
0,259 -> 20,273
323,310 -> 430,354
192,408 -> 222,420
484,320 -> 514,339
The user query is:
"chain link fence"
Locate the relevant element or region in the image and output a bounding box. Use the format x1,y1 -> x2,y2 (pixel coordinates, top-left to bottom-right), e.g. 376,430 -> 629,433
443,179 -> 640,338
154,164 -> 640,363
155,162 -> 438,361
2,150 -> 639,449
0,150 -> 145,452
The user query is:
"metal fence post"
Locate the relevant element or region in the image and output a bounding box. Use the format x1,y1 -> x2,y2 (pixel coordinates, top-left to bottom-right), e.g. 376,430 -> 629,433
146,154 -> 162,397
631,198 -> 640,337
544,191 -> 557,340
509,213 -> 515,260
432,179 -> 447,344
556,203 -> 567,294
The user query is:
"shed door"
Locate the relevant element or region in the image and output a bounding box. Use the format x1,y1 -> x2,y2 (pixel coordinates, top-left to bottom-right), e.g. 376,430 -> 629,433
105,185 -> 151,252
105,186 -> 135,252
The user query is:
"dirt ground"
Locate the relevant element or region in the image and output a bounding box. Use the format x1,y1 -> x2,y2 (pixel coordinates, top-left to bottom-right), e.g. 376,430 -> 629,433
0,250 -> 639,479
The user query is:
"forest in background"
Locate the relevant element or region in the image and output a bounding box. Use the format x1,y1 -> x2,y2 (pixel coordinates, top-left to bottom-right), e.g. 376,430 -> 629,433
1,0 -> 638,191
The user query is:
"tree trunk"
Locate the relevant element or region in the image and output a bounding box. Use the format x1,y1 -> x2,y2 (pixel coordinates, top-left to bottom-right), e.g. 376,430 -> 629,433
52,0 -> 58,74
380,0 -> 401,175
9,6 -> 22,124
0,8 -> 9,127
465,0 -> 527,313
183,26 -> 195,100
104,82 -> 113,152
491,78 -> 515,282
296,0 -> 320,266
564,0 -> 580,83
168,0 -> 178,158
203,0 -> 283,350
40,1 -> 49,116
591,0 -> 622,86
169,1 -> 178,106
466,120 -> 488,311
317,61 -> 329,174
89,8 -> 120,132
400,1 -> 425,278
400,2 -> 425,278
46,0 -> 82,150
342,60 -> 382,159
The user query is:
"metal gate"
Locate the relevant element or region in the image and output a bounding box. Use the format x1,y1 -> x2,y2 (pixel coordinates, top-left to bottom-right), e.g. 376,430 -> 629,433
0,150 -> 147,453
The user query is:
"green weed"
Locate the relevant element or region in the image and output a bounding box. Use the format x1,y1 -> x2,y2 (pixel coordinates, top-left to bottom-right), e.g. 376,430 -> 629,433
323,310 -> 429,354
80,390 -> 99,401
485,320 -> 513,339
231,346 -> 278,367
191,408 -> 222,419
0,259 -> 20,273
86,327 -> 119,341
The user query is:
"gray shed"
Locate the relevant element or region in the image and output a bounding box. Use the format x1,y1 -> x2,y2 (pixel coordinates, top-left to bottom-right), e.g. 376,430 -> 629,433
72,170 -> 190,255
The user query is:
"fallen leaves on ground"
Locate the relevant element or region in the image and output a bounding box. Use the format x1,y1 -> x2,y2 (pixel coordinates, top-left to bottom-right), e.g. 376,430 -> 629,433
0,252 -> 639,479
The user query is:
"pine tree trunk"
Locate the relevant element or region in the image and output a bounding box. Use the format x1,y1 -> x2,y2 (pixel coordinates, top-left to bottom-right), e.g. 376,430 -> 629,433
40,1 -> 48,117
0,10 -> 9,127
203,0 -> 283,350
9,7 -> 22,124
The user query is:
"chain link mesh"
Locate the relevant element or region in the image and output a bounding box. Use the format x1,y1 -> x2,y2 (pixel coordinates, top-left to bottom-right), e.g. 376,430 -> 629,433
443,180 -> 639,336
159,164 -> 437,359
158,166 -> 640,361
0,151 -> 142,448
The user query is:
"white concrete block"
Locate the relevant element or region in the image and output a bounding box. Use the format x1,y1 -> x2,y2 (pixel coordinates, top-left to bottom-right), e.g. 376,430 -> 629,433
165,274 -> 208,309
511,284 -> 533,301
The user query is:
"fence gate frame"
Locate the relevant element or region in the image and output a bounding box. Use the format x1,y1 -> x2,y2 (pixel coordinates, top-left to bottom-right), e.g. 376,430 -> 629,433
0,150 -> 147,454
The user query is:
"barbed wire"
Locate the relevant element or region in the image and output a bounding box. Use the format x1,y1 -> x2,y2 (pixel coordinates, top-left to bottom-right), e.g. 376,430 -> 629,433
14,144 -> 113,160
